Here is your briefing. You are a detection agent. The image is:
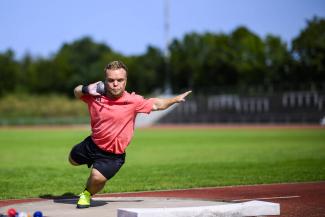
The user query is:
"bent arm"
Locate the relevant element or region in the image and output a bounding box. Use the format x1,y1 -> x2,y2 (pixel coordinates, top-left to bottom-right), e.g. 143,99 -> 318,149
152,91 -> 192,111
74,82 -> 101,99
74,85 -> 84,99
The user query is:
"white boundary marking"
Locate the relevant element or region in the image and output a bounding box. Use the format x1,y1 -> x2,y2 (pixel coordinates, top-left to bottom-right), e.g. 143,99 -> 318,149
231,195 -> 300,202
103,181 -> 325,195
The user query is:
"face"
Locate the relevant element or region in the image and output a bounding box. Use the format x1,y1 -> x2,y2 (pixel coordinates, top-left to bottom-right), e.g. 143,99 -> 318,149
105,68 -> 127,99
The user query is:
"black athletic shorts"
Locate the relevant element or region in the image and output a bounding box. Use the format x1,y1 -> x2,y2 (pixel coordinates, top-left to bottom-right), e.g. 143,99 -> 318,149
69,136 -> 125,180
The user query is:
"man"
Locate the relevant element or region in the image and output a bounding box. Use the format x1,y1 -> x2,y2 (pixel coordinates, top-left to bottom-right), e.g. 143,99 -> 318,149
69,60 -> 191,208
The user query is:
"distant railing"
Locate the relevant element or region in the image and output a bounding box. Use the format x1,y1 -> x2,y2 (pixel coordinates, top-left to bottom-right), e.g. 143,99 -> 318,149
158,91 -> 325,124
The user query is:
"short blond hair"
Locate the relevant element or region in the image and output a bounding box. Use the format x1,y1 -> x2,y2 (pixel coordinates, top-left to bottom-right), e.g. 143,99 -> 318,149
104,60 -> 128,75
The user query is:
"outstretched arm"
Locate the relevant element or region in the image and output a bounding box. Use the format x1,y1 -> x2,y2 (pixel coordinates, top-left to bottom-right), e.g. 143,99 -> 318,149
152,91 -> 192,111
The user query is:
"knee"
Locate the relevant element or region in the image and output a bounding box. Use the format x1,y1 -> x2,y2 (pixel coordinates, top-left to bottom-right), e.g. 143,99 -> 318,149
68,155 -> 79,166
91,170 -> 107,184
91,174 -> 107,184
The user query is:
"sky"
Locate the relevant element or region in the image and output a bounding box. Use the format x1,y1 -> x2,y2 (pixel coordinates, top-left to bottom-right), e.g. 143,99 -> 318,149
1,0 -> 324,59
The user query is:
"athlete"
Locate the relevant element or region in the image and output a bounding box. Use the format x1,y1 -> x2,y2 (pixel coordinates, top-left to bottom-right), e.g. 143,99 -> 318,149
69,60 -> 191,208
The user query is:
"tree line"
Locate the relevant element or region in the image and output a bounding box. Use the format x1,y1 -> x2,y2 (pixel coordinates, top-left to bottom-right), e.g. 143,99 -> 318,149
0,17 -> 324,97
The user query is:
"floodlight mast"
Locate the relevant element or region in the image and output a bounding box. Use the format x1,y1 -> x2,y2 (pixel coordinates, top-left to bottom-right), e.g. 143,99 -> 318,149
164,0 -> 172,95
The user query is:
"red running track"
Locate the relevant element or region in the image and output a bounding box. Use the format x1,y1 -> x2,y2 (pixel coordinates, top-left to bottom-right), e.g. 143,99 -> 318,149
1,182 -> 324,217
104,182 -> 325,217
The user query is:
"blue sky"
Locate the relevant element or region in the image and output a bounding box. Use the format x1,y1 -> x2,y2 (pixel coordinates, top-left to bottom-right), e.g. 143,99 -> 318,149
1,0 -> 324,59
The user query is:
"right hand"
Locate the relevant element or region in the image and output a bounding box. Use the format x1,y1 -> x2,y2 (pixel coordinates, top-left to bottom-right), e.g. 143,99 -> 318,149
87,81 -> 102,96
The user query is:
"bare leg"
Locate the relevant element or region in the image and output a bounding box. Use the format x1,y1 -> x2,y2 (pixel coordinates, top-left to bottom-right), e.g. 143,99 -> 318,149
69,155 -> 107,195
86,168 -> 107,195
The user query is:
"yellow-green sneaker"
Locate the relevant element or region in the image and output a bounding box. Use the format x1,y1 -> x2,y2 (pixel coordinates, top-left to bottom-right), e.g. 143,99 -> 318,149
77,190 -> 91,208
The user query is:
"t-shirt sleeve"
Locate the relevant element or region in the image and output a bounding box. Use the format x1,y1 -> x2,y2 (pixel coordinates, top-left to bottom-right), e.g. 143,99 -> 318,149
80,95 -> 92,104
134,95 -> 156,114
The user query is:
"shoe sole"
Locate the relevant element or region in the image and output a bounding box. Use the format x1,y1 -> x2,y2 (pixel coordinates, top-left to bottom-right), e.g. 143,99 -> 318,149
77,204 -> 90,209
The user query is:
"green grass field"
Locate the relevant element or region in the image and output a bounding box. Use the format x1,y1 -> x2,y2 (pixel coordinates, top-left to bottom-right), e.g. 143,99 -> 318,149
0,126 -> 324,199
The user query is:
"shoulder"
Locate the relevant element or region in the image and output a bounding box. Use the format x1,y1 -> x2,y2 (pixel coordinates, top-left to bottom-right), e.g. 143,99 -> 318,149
124,91 -> 145,102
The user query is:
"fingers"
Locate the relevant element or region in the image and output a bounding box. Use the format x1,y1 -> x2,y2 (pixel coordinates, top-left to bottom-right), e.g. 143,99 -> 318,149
88,82 -> 102,96
184,90 -> 192,96
182,90 -> 192,98
91,92 -> 101,96
177,90 -> 192,102
89,88 -> 101,96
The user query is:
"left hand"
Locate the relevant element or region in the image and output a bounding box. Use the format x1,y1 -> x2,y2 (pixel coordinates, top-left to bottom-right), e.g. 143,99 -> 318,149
175,91 -> 192,103
152,90 -> 192,111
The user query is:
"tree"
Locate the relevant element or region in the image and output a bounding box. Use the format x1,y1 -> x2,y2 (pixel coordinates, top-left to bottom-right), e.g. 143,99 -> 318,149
169,33 -> 203,92
169,32 -> 234,92
198,33 -> 237,90
0,50 -> 20,96
291,17 -> 325,89
53,36 -> 115,95
3,18 -> 324,97
229,27 -> 267,88
264,35 -> 292,90
169,28 -> 268,93
131,46 -> 165,94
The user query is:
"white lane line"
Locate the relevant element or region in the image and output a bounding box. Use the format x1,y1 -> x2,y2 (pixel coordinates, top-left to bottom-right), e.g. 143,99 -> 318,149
231,195 -> 301,202
101,181 -> 325,195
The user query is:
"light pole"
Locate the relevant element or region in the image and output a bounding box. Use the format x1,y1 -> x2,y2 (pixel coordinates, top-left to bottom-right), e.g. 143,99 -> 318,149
163,0 -> 172,95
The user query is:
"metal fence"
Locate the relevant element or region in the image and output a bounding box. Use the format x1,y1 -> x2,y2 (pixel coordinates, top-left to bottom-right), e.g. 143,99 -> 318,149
158,91 -> 325,124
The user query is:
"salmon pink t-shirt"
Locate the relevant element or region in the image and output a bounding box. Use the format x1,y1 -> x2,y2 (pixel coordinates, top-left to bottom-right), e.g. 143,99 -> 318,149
81,91 -> 155,154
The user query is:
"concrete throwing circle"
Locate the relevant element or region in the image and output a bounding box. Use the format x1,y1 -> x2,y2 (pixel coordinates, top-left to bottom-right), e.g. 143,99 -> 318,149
0,197 -> 225,217
0,197 -> 280,217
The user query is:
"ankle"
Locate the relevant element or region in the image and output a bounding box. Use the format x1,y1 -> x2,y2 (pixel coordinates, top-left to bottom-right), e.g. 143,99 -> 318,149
84,188 -> 92,196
